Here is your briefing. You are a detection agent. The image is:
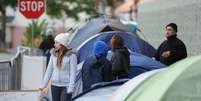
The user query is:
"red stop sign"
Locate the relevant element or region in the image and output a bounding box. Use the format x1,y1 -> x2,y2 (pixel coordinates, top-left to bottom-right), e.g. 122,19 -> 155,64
19,0 -> 46,19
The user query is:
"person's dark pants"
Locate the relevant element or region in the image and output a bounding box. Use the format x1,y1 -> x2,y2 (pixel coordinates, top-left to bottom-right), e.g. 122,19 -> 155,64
51,85 -> 72,101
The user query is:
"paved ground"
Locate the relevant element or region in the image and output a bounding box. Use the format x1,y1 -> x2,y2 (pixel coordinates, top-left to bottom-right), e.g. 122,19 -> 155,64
0,53 -> 15,62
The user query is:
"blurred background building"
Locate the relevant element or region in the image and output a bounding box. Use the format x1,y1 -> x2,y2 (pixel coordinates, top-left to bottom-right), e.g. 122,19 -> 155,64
138,0 -> 201,56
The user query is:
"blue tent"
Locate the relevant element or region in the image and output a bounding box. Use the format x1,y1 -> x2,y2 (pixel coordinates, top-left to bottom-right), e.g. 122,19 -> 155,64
73,50 -> 165,97
77,31 -> 156,63
107,51 -> 166,78
75,51 -> 165,81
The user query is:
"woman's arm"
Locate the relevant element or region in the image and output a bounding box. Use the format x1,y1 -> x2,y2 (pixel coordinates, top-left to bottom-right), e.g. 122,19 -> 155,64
67,54 -> 77,94
41,80 -> 51,93
40,55 -> 54,89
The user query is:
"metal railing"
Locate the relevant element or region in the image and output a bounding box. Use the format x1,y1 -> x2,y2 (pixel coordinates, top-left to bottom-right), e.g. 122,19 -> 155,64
0,46 -> 43,90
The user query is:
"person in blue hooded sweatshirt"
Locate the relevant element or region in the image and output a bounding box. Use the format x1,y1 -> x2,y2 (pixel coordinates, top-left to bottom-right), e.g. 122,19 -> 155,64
82,41 -> 114,92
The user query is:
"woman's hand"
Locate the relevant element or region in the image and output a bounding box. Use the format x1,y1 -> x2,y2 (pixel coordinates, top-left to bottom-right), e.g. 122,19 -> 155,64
41,80 -> 51,93
41,86 -> 50,93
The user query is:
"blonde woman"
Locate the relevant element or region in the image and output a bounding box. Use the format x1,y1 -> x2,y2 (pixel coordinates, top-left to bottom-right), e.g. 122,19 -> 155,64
40,33 -> 77,101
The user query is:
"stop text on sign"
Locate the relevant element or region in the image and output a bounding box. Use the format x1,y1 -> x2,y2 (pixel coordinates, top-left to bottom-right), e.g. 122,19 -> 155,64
20,1 -> 44,12
19,0 -> 45,19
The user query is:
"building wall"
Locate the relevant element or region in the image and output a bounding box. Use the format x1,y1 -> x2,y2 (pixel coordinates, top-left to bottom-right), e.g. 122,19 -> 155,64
138,0 -> 201,56
10,26 -> 27,48
10,25 -> 69,48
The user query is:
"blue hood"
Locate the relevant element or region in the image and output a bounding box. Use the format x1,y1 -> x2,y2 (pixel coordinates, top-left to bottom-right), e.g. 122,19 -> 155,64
93,41 -> 109,58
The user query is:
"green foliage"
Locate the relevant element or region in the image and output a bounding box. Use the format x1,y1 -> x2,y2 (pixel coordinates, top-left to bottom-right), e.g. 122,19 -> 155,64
46,0 -> 64,18
107,0 -> 116,8
46,0 -> 116,20
22,20 -> 47,47
0,0 -> 17,9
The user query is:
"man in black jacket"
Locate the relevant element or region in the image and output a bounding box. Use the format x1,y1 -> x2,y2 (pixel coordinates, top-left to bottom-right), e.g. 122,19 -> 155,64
155,23 -> 187,66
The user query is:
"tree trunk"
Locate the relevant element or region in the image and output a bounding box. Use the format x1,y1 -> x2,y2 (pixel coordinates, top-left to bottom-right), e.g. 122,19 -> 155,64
130,0 -> 139,21
1,5 -> 6,48
96,0 -> 107,15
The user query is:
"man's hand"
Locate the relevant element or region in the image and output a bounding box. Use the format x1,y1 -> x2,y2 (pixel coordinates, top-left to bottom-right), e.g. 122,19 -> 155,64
162,51 -> 171,58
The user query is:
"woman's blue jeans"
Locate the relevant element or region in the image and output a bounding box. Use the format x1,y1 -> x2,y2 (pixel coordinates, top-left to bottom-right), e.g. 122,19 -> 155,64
51,85 -> 72,101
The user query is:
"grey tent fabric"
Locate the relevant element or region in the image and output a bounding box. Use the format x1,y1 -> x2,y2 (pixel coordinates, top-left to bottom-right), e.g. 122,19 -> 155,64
73,79 -> 128,101
69,16 -> 137,48
75,86 -> 120,101
72,76 -> 83,98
